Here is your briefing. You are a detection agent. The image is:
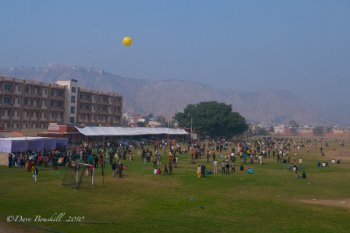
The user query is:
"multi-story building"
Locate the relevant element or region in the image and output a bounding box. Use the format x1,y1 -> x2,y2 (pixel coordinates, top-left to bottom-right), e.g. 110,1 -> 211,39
57,80 -> 122,126
0,76 -> 66,129
0,76 -> 122,130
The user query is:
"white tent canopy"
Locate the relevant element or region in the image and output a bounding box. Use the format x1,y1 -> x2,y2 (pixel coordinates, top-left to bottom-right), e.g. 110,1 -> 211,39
0,137 -> 68,153
74,126 -> 188,137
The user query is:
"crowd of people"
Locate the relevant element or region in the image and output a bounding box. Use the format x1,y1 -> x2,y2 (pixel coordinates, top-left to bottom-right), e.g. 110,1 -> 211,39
5,136 -> 346,183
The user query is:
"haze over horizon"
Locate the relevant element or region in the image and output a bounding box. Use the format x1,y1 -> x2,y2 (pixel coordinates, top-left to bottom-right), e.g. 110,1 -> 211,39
1,0 -> 349,124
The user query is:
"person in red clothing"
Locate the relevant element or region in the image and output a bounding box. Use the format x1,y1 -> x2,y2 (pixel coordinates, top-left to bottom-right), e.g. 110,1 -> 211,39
37,153 -> 43,166
27,159 -> 33,172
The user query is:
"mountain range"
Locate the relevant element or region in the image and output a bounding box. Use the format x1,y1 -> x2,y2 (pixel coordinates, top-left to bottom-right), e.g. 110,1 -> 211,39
0,64 -> 331,126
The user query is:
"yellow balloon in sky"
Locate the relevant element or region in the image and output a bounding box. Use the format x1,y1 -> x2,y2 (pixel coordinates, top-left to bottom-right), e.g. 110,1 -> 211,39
122,36 -> 132,46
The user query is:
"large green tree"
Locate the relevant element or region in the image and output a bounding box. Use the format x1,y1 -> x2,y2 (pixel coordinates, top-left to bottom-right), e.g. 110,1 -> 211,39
174,101 -> 248,138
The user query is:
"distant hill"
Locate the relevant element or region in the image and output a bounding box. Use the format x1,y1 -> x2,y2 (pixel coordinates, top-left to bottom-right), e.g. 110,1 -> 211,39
0,64 -> 331,126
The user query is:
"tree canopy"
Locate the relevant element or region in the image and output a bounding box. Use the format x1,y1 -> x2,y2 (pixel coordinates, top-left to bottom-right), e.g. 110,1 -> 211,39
174,101 -> 248,138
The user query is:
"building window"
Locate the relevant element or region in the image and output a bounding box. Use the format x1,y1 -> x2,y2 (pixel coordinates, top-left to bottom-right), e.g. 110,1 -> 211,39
57,100 -> 64,108
3,96 -> 11,104
71,96 -> 76,103
70,117 -> 75,124
71,106 -> 75,114
72,87 -> 76,93
4,83 -> 12,91
57,89 -> 64,97
24,86 -> 30,93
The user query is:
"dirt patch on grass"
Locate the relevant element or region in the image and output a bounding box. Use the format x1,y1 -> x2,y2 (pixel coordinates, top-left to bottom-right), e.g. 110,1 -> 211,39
322,149 -> 350,162
0,221 -> 37,233
300,199 -> 350,209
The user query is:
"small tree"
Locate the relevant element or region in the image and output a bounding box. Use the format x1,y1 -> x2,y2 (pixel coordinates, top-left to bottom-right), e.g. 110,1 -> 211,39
174,101 -> 248,138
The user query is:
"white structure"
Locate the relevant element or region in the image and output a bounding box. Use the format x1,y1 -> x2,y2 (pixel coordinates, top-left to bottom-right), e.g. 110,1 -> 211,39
74,126 -> 188,136
273,124 -> 285,134
0,137 -> 68,153
56,79 -> 79,124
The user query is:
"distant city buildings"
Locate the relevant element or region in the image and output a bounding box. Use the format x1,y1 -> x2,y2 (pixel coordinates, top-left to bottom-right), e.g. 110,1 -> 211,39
273,124 -> 285,134
271,124 -> 350,137
0,76 -> 122,130
122,112 -> 167,128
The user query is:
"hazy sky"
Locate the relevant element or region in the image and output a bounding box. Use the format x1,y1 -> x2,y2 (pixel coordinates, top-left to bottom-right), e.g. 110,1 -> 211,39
1,0 -> 350,124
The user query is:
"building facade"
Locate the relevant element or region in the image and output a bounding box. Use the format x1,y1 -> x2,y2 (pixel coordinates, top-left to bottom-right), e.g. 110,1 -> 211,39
0,76 -> 122,129
76,87 -> 122,126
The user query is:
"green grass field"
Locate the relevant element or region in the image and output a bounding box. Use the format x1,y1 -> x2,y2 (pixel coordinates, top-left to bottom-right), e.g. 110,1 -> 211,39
1,140 -> 350,233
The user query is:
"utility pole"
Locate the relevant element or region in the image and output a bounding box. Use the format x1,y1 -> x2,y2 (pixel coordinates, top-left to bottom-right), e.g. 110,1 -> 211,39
190,117 -> 193,141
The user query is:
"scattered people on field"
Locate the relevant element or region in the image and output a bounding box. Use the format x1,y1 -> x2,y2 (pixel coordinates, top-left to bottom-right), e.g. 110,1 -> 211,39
153,168 -> 158,175
302,171 -> 307,179
169,161 -> 173,175
298,158 -> 303,170
5,136 -> 347,187
247,167 -> 253,174
221,160 -> 226,175
32,165 -> 39,182
197,165 -> 202,178
117,162 -> 123,178
112,160 -> 117,177
201,164 -> 206,178
213,159 -> 218,175
317,161 -> 321,167
164,164 -> 169,175
294,171 -> 300,179
240,164 -> 244,171
231,162 -> 236,175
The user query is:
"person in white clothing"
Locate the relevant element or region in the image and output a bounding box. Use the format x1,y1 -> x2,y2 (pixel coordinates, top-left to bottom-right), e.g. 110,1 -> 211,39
213,159 -> 218,175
